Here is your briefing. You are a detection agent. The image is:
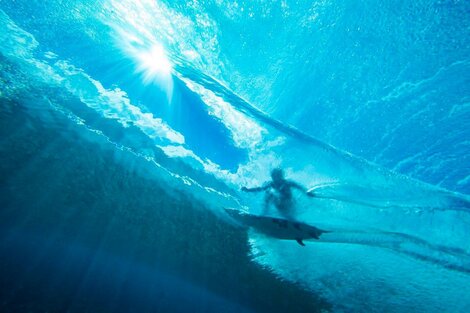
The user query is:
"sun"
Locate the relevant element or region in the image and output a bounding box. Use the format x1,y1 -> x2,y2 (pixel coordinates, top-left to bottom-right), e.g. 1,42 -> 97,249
135,44 -> 173,84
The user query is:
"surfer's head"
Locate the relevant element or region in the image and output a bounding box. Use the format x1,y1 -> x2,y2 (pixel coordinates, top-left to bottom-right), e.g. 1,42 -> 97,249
271,168 -> 284,182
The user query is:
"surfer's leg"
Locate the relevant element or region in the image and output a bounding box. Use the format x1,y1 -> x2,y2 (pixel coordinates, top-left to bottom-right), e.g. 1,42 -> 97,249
277,199 -> 296,221
278,209 -> 294,221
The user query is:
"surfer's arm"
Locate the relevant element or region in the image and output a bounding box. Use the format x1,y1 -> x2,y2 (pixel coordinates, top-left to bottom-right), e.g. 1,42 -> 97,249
241,183 -> 271,193
289,181 -> 315,197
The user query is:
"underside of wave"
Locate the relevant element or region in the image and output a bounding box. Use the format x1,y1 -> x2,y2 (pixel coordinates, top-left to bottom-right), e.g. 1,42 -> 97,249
2,5 -> 470,275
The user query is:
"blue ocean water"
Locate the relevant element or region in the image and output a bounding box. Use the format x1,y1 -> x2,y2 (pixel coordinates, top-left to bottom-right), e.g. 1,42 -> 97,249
1,1 -> 469,312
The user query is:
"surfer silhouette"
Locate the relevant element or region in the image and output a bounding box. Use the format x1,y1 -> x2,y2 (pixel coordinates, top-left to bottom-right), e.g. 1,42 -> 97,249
241,168 -> 314,220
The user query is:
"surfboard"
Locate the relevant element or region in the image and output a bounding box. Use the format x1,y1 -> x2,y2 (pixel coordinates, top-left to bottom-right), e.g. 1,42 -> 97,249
225,208 -> 329,246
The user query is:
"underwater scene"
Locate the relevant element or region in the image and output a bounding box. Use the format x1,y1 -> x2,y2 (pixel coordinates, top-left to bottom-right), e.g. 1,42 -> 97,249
1,1 -> 470,312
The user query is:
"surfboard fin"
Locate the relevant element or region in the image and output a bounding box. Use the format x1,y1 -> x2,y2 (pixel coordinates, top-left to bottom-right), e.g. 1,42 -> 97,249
296,239 -> 305,246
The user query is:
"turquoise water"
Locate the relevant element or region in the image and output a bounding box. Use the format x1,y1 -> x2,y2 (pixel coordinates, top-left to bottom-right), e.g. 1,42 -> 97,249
1,1 -> 470,312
